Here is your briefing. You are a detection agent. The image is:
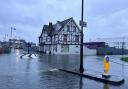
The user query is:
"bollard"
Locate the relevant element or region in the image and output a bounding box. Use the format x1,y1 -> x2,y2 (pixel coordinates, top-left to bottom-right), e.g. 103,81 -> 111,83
102,55 -> 111,78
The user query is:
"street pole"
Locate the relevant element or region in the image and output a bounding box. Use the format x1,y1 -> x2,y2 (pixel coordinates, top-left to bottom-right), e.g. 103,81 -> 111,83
79,0 -> 84,73
10,27 -> 16,47
4,34 -> 7,41
9,27 -> 13,47
11,27 -> 12,39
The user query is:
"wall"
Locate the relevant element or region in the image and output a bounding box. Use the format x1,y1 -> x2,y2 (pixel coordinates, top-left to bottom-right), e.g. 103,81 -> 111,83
83,46 -> 96,56
53,44 -> 96,55
94,37 -> 128,49
97,46 -> 128,55
53,45 -> 80,54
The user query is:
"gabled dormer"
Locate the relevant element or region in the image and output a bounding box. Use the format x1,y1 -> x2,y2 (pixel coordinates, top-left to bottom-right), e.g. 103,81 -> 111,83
57,17 -> 81,34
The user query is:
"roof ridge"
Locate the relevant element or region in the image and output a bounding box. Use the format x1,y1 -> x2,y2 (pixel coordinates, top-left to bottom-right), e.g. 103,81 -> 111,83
59,17 -> 73,23
40,17 -> 73,37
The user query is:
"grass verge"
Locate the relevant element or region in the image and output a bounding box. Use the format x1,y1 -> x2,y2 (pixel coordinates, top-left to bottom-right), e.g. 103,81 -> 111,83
121,57 -> 128,62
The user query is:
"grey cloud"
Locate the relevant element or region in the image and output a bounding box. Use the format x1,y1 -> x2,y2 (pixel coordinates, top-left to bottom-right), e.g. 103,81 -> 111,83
86,0 -> 128,18
85,7 -> 128,41
0,0 -> 127,42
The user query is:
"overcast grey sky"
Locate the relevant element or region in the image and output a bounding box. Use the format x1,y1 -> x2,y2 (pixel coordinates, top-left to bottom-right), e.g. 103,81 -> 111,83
0,0 -> 127,43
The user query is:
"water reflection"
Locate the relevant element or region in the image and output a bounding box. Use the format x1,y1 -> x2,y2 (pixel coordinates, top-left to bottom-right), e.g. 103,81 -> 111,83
26,59 -> 31,72
15,49 -> 20,55
38,54 -> 80,71
79,77 -> 83,89
0,53 -> 127,89
103,84 -> 109,89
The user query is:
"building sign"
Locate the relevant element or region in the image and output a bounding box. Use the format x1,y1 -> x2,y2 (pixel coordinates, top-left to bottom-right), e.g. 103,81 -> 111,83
61,45 -> 69,52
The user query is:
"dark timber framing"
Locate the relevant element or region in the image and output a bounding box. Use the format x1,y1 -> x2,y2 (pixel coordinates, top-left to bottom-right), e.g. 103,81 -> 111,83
39,17 -> 81,53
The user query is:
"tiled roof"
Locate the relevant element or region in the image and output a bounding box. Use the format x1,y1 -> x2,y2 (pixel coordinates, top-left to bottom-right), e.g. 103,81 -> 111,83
40,17 -> 73,37
59,17 -> 72,26
57,17 -> 73,33
43,25 -> 49,30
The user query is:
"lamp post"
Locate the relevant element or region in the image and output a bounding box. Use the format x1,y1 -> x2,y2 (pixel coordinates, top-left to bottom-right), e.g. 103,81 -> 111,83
10,27 -> 16,39
10,27 -> 16,47
4,34 -> 8,42
79,0 -> 86,73
27,42 -> 31,54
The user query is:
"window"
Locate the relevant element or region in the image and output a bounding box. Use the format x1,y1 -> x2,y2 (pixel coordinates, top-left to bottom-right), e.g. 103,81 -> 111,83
47,37 -> 50,42
75,35 -> 79,42
46,37 -> 47,42
53,45 -> 57,52
63,34 -> 67,42
61,45 -> 69,52
67,25 -> 70,32
76,45 -> 78,47
73,26 -> 76,32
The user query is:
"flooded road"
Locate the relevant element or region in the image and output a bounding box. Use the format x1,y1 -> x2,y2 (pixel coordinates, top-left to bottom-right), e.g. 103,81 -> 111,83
0,50 -> 128,89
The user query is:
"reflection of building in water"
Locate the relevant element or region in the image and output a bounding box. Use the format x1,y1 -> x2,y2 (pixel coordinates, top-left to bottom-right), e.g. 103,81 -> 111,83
79,77 -> 83,89
103,84 -> 109,89
94,37 -> 128,49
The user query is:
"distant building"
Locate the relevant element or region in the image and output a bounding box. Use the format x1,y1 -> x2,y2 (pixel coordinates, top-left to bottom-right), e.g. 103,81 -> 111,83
9,39 -> 26,49
83,42 -> 105,55
84,42 -> 105,49
86,41 -> 128,55
0,41 -> 11,53
23,42 -> 38,53
0,41 -> 2,47
94,37 -> 128,49
30,42 -> 36,47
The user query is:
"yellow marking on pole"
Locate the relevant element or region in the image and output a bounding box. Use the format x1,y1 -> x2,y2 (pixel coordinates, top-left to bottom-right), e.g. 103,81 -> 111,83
104,56 -> 110,74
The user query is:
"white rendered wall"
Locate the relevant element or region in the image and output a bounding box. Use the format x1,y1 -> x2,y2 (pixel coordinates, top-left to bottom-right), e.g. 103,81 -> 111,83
83,46 -> 96,56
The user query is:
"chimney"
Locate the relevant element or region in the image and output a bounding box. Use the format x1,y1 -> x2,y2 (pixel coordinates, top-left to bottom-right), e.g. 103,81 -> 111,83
49,22 -> 53,27
57,21 -> 60,23
48,22 -> 54,36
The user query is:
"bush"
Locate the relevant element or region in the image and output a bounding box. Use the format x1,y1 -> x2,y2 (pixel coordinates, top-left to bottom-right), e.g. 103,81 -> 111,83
121,57 -> 128,62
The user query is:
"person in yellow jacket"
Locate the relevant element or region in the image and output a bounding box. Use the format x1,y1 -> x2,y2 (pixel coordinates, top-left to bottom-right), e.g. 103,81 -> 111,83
103,56 -> 110,78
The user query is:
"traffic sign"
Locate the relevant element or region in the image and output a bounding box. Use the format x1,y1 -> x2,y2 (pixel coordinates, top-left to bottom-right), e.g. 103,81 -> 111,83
79,21 -> 87,27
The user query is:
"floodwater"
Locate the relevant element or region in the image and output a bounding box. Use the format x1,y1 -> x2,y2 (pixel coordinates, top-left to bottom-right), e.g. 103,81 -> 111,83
0,49 -> 128,89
